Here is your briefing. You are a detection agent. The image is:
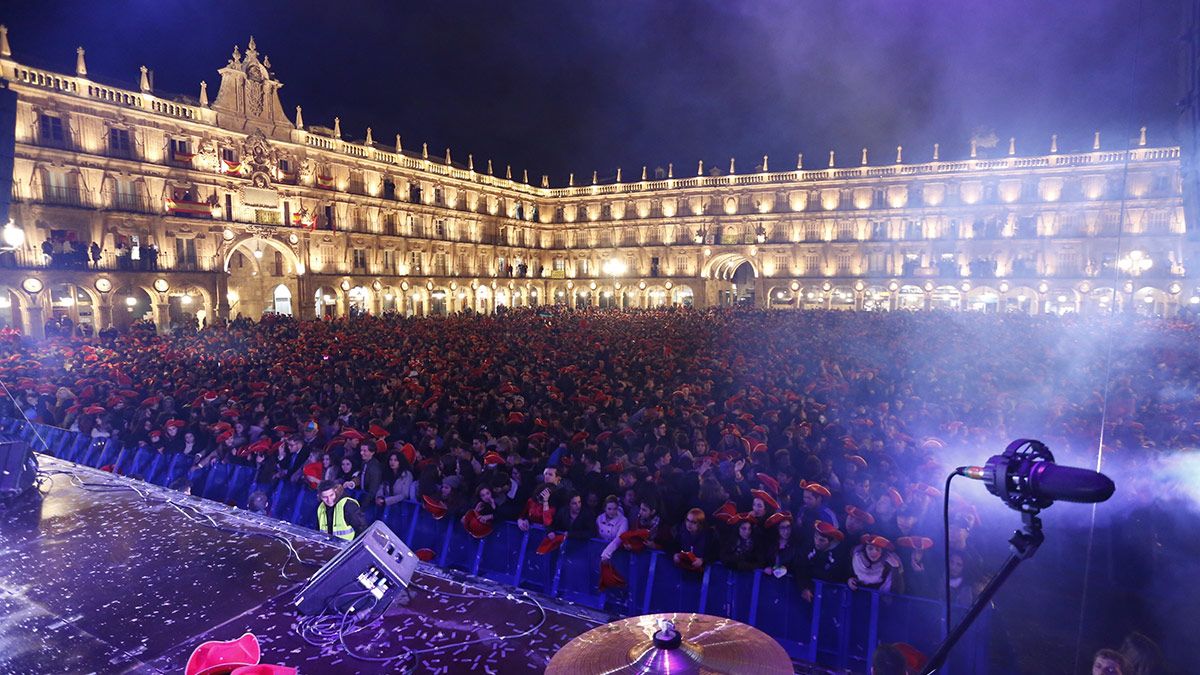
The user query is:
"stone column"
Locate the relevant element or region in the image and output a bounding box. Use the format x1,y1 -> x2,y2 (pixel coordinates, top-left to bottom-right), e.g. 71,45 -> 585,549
215,276 -> 231,322
154,301 -> 170,333
96,298 -> 113,329
25,304 -> 45,339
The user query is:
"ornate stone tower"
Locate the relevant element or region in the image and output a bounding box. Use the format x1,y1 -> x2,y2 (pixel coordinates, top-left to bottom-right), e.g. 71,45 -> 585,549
212,37 -> 292,140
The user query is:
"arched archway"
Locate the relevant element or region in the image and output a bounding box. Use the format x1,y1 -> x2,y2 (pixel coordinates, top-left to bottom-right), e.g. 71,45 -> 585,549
113,285 -> 155,330
224,236 -> 301,319
271,283 -> 293,316
47,283 -> 98,335
314,286 -> 340,319
703,253 -> 759,281
0,285 -> 26,332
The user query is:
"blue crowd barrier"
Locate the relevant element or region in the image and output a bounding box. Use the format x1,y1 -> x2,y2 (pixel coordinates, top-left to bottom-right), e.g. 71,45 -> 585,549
12,418 -> 990,673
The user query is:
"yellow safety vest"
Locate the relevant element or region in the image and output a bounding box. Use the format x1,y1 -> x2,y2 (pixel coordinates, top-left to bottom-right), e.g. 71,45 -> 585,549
317,497 -> 358,541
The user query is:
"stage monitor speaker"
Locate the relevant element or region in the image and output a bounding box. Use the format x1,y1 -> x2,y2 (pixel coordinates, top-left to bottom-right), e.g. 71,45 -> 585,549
0,438 -> 34,500
294,520 -> 419,616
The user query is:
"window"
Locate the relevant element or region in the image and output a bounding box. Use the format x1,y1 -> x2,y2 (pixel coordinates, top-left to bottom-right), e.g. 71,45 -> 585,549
435,219 -> 447,239
804,253 -> 821,275
108,128 -> 133,158
274,251 -> 284,276
433,252 -> 448,276
170,138 -> 191,160
835,253 -> 853,274
38,115 -> 66,147
805,223 -> 821,242
384,212 -> 398,236
409,251 -> 422,274
836,222 -> 853,241
221,148 -> 239,163
579,259 -> 591,276
352,249 -> 368,271
382,250 -> 395,273
174,238 -> 198,269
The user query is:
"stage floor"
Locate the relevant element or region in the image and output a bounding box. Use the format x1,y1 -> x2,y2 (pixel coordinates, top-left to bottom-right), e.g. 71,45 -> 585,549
0,456 -> 610,674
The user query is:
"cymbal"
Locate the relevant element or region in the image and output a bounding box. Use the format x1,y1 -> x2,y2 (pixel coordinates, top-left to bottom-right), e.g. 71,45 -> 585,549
546,612 -> 794,675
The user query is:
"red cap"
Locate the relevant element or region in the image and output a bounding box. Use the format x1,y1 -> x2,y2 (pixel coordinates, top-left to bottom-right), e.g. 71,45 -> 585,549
750,489 -> 780,511
713,500 -> 738,525
536,532 -> 564,555
845,505 -> 876,525
483,451 -> 505,466
415,548 -> 437,562
599,561 -> 626,590
764,511 -> 793,529
368,424 -> 389,439
421,495 -> 448,520
619,529 -> 651,552
814,520 -> 844,541
461,510 -> 494,539
184,633 -> 261,675
860,534 -> 893,549
801,481 -> 832,498
897,536 -> 935,551
755,472 -> 780,496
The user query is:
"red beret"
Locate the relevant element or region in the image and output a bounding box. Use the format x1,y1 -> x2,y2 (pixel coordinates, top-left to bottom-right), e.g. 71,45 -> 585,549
897,536 -> 935,551
755,472 -> 780,496
535,532 -> 564,555
216,431 -> 233,444
814,520 -> 844,541
414,548 -> 437,562
421,495 -> 448,520
599,560 -> 626,590
750,489 -> 780,511
801,481 -> 832,498
844,454 -> 868,469
860,534 -> 893,550
507,412 -> 526,425
461,510 -> 494,539
619,529 -> 651,552
368,424 -> 389,439
764,511 -> 793,529
845,505 -> 876,525
483,451 -> 505,466
571,431 -> 589,443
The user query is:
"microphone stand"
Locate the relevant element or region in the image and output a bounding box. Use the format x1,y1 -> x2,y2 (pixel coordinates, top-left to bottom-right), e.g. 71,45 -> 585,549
921,510 -> 1044,674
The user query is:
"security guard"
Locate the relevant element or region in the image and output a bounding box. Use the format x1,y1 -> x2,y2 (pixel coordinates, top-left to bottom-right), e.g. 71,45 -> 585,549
316,479 -> 367,541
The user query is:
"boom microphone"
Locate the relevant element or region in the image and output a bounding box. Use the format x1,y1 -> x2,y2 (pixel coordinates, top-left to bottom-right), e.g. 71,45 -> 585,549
955,439 -> 1115,511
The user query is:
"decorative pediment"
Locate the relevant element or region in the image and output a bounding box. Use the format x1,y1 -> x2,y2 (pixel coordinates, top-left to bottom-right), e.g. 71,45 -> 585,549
212,37 -> 292,140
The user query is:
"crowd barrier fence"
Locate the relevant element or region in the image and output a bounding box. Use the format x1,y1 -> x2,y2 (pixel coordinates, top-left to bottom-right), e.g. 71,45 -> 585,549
9,418 -> 990,673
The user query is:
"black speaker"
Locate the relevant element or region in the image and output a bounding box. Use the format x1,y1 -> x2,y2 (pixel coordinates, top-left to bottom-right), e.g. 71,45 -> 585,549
0,438 -> 35,500
294,520 -> 419,615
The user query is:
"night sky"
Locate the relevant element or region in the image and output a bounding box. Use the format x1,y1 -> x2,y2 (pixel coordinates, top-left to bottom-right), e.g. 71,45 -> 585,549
3,0 -> 1185,185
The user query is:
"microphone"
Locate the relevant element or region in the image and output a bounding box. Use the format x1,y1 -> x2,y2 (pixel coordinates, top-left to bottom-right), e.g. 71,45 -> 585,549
955,439 -> 1115,511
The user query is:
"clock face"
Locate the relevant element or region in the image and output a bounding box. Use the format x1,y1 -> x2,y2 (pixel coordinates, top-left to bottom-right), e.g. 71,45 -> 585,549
21,277 -> 43,294
154,278 -> 170,293
94,278 -> 112,293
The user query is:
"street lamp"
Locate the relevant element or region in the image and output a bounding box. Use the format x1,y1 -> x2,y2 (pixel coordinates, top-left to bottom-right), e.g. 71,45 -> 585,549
1,220 -> 24,249
602,258 -> 627,278
1117,250 -> 1151,276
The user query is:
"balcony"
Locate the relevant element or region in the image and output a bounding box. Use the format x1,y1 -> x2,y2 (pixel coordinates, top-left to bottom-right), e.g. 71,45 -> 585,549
107,193 -> 155,214
41,186 -> 87,208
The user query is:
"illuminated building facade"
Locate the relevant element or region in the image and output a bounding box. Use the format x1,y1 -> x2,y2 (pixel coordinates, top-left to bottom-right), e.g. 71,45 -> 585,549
0,31 -> 1193,336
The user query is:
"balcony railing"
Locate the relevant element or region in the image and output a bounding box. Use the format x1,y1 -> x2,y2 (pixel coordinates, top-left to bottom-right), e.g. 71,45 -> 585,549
107,192 -> 155,214
41,186 -> 87,207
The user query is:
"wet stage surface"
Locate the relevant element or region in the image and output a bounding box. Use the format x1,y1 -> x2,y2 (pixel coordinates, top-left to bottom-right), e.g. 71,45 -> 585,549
0,456 -> 608,674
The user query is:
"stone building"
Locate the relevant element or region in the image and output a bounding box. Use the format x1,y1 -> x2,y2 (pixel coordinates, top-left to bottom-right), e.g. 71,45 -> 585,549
0,31 -> 1193,337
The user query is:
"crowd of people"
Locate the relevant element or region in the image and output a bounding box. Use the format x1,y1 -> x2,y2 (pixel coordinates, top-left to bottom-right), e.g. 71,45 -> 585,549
1,306 -> 1192,672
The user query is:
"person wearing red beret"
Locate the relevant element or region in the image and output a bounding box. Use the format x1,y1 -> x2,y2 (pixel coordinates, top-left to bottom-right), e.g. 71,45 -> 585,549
796,520 -> 851,602
719,515 -> 763,572
798,481 -> 839,543
517,466 -> 562,532
762,511 -> 802,578
848,534 -> 902,593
